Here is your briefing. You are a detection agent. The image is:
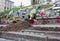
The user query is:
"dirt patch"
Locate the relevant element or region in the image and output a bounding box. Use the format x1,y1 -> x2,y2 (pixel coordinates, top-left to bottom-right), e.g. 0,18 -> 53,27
0,21 -> 31,32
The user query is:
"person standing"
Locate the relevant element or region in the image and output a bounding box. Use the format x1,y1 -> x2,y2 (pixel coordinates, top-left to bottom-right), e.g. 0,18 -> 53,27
30,5 -> 37,19
40,11 -> 44,17
17,11 -> 19,17
33,13 -> 36,19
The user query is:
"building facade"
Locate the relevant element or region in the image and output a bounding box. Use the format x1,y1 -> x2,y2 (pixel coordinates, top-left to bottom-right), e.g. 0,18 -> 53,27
31,0 -> 57,5
0,0 -> 14,12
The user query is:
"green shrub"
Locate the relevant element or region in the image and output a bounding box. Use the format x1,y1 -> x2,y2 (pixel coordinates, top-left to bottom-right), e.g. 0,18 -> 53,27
0,10 -> 11,14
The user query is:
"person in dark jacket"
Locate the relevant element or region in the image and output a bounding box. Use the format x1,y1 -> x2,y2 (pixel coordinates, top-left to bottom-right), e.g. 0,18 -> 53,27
17,12 -> 19,17
33,14 -> 36,19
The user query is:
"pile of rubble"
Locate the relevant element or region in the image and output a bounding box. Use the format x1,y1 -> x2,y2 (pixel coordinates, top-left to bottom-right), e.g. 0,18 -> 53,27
0,21 -> 31,32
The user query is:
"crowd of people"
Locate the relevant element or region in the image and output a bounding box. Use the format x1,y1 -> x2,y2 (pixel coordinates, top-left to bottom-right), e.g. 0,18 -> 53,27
13,4 -> 60,24
20,5 -> 45,24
